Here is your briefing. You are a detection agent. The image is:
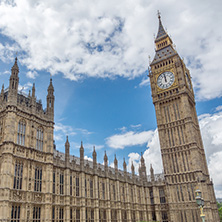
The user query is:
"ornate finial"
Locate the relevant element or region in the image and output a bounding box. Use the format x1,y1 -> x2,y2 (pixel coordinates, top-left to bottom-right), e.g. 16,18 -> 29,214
123,158 -> 127,171
93,146 -> 95,152
157,10 -> 161,20
131,162 -> 135,173
65,135 -> 69,145
81,141 -> 83,147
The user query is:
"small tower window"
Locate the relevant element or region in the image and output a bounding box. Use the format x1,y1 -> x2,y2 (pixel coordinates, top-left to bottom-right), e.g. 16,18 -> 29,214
17,120 -> 26,146
36,128 -> 43,151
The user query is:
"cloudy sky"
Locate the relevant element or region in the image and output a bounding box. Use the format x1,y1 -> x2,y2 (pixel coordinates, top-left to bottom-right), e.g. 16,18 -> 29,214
0,0 -> 222,197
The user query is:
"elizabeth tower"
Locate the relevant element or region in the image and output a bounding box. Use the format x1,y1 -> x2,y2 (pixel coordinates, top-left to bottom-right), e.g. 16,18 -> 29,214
149,14 -> 219,222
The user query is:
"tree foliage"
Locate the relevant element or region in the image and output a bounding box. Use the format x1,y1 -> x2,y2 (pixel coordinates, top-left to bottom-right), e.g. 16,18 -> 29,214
217,202 -> 222,222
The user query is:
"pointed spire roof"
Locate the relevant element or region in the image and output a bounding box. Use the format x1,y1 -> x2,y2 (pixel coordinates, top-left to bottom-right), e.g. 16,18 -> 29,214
131,162 -> 135,173
65,135 -> 70,147
11,57 -> 19,72
1,84 -> 4,94
155,11 -> 168,42
80,141 -> 84,149
123,158 -> 127,171
93,146 -> 96,156
141,152 -> 145,164
104,151 -> 108,163
47,78 -> 54,92
32,83 -> 35,97
114,154 -> 118,165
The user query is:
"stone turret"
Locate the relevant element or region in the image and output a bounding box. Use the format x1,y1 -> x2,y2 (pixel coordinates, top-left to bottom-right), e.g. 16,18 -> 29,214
131,162 -> 135,175
93,146 -> 97,169
65,136 -> 70,167
140,153 -> 147,181
47,78 -> 54,121
104,151 -> 108,172
8,57 -> 19,104
150,164 -> 155,182
123,158 -> 127,172
0,84 -> 4,103
114,154 -> 118,172
80,141 -> 84,169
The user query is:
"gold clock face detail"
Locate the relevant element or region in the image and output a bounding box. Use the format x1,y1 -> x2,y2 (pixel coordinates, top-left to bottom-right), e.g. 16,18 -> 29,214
157,71 -> 175,89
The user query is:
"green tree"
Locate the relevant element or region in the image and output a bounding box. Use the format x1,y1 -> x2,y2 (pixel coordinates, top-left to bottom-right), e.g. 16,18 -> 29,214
217,202 -> 222,222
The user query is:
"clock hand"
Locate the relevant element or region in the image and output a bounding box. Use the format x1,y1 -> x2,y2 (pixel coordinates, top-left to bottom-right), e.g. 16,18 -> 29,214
164,74 -> 167,83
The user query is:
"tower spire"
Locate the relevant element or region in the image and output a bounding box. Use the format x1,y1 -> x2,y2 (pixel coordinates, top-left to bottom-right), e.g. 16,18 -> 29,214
8,57 -> 19,103
155,10 -> 168,42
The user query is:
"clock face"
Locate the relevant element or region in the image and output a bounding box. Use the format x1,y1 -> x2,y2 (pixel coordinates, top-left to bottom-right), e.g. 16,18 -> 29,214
157,71 -> 175,89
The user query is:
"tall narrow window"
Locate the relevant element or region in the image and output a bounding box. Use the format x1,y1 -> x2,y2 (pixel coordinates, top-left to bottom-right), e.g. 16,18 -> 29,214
76,209 -> 80,222
52,207 -> 55,222
11,205 -> 20,222
17,121 -> 26,145
60,173 -> 64,195
70,176 -> 72,196
91,209 -> 94,222
102,182 -> 105,199
90,180 -> 93,198
162,211 -> 168,222
33,206 -> 41,222
113,184 -> 116,200
36,128 -> 43,151
13,162 -> 23,190
76,177 -> 79,197
150,188 -> 154,205
122,187 -> 125,202
138,188 -> 140,203
131,187 -> 134,202
70,208 -> 73,222
159,188 -> 166,203
53,171 -> 56,194
59,208 -> 64,222
85,179 -> 87,197
98,182 -> 100,199
34,167 -> 42,192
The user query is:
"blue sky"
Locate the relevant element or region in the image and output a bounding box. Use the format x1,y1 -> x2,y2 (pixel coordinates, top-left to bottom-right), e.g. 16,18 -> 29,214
0,0 -> 222,197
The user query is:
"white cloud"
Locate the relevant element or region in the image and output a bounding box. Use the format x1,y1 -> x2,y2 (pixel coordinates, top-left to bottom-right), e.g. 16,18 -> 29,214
139,78 -> 150,87
84,156 -> 93,162
0,0 -> 221,100
199,110 -> 222,197
215,105 -> 222,112
18,82 -> 32,93
127,152 -> 140,173
126,129 -> 162,174
26,70 -> 38,79
130,124 -> 142,128
106,130 -> 154,149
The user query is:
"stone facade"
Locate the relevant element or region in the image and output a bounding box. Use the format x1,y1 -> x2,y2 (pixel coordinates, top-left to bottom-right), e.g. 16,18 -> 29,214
0,15 -> 219,222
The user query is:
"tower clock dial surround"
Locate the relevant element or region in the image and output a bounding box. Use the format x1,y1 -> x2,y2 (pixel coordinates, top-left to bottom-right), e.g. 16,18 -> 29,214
157,71 -> 175,89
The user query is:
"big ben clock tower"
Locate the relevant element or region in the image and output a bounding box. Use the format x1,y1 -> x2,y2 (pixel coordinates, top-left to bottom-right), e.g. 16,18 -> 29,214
149,13 -> 219,222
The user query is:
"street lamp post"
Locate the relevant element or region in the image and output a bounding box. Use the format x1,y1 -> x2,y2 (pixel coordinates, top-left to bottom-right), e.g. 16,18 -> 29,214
195,188 -> 205,222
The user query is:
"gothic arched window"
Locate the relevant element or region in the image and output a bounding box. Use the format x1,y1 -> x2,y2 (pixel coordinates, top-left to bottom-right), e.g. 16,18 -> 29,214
36,128 -> 43,151
17,120 -> 26,145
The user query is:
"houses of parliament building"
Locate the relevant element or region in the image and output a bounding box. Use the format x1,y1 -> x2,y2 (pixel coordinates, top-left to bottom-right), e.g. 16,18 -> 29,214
0,15 -> 220,222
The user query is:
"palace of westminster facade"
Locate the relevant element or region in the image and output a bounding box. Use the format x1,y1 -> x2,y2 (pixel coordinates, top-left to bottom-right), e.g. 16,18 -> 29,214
0,15 -> 220,222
